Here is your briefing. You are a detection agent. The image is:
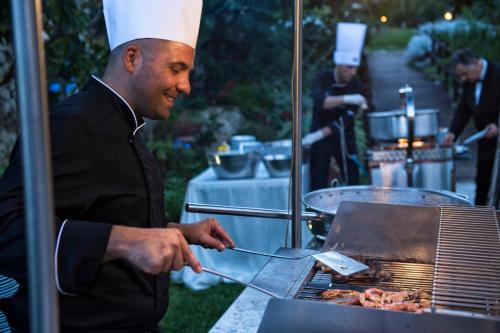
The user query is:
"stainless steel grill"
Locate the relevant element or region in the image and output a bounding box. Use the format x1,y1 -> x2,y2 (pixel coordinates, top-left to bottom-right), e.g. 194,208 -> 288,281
296,259 -> 434,301
292,202 -> 500,318
432,204 -> 500,315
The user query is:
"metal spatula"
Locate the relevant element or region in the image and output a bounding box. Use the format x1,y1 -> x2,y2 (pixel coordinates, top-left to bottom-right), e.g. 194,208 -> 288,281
228,247 -> 368,276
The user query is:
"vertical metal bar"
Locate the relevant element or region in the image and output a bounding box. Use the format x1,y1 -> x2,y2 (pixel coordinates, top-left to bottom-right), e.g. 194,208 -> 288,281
399,84 -> 415,187
487,116 -> 500,208
291,0 -> 303,248
10,0 -> 59,332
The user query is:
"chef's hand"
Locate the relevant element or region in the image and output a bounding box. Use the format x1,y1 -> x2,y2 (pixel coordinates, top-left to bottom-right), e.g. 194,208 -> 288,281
171,218 -> 235,251
104,225 -> 202,274
343,94 -> 367,106
484,123 -> 498,139
302,127 -> 332,146
442,132 -> 455,146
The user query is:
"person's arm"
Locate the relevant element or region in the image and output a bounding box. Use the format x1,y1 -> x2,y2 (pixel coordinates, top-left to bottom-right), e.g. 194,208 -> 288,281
302,126 -> 333,145
103,217 -> 234,275
322,95 -> 345,109
103,225 -> 201,274
449,89 -> 473,140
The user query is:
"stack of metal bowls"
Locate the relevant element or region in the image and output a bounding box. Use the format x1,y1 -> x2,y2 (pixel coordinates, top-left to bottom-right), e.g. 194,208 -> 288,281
260,139 -> 310,178
261,153 -> 292,178
208,135 -> 263,180
208,150 -> 260,180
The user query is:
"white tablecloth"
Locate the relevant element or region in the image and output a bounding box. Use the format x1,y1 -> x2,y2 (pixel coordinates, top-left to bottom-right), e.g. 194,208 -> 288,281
171,162 -> 312,290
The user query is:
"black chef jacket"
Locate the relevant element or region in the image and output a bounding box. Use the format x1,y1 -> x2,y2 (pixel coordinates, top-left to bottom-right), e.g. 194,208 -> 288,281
0,76 -> 169,332
309,69 -> 369,189
310,69 -> 368,155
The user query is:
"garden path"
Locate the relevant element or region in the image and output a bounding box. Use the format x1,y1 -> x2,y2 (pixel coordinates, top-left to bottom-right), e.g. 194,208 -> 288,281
367,50 -> 477,201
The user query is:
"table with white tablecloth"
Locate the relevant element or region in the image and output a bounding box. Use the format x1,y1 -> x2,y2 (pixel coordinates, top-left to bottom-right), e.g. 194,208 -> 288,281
171,162 -> 312,290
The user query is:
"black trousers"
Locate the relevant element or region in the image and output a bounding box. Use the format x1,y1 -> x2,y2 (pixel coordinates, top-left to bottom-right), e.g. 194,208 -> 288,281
310,145 -> 359,191
475,159 -> 494,205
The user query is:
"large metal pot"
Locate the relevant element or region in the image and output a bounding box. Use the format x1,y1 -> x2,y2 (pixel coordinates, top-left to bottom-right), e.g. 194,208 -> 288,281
185,186 -> 471,240
368,146 -> 454,191
367,109 -> 439,141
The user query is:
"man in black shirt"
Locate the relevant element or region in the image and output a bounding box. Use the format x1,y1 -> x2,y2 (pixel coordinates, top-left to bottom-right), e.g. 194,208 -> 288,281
443,49 -> 499,205
0,0 -> 235,331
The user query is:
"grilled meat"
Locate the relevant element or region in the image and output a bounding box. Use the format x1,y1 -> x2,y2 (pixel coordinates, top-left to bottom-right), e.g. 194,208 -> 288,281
320,289 -> 361,306
315,258 -> 392,283
319,287 -> 430,313
358,288 -> 429,313
321,289 -> 360,299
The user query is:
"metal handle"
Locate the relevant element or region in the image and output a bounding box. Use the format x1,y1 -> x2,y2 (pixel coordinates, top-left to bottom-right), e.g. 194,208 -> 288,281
229,247 -> 308,260
454,193 -> 470,201
185,203 -> 323,222
201,267 -> 280,298
462,129 -> 488,146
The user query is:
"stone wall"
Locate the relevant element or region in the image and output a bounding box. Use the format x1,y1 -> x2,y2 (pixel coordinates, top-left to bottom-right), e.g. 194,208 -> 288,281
0,42 -> 17,165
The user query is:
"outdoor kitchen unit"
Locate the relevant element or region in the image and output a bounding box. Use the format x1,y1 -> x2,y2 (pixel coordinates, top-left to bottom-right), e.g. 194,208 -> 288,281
209,201 -> 500,333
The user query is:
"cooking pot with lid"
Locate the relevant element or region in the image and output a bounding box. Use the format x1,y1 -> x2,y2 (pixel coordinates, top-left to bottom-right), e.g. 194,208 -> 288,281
367,109 -> 439,141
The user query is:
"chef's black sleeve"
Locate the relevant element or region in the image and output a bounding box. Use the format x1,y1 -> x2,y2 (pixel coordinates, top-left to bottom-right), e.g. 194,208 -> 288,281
54,218 -> 112,295
449,92 -> 472,139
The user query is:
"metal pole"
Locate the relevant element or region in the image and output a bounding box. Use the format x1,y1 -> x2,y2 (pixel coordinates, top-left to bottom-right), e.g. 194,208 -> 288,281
10,1 -> 59,332
291,0 -> 303,248
338,117 -> 349,184
399,84 -> 415,187
487,116 -> 500,208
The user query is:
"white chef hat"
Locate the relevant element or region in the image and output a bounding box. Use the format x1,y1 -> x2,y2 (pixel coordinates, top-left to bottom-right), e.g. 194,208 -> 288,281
103,0 -> 203,51
333,22 -> 367,66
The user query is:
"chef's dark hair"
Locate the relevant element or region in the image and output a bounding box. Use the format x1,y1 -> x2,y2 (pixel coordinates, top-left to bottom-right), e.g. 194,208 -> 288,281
451,48 -> 480,67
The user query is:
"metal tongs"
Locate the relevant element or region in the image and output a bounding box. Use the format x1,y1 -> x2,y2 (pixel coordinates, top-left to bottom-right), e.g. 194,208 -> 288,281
197,248 -> 369,299
462,128 -> 488,146
229,247 -> 368,276
454,129 -> 489,155
200,266 -> 281,298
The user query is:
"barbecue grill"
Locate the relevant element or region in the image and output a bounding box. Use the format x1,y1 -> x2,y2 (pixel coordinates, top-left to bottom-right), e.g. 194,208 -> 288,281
210,201 -> 500,332
294,202 -> 500,316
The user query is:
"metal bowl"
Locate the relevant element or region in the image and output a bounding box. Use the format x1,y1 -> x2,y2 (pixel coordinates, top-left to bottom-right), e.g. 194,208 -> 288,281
230,135 -> 256,151
236,141 -> 263,153
262,153 -> 292,178
263,139 -> 310,164
208,151 -> 260,180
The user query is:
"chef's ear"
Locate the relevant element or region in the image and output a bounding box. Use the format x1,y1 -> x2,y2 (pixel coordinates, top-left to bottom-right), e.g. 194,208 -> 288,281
123,44 -> 141,73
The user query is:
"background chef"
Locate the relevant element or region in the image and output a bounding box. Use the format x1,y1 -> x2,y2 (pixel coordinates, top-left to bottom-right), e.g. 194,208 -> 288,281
304,22 -> 371,189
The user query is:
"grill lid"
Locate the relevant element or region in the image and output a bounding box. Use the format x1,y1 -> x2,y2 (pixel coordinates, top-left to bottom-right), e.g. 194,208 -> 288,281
322,201 -> 440,263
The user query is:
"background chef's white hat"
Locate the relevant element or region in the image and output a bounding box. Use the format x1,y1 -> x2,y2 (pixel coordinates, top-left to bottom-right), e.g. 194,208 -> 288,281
103,0 -> 203,51
333,22 -> 367,66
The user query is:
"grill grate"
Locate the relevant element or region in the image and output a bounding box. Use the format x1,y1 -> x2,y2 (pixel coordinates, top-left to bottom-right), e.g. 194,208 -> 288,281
296,259 -> 434,301
433,205 -> 500,315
